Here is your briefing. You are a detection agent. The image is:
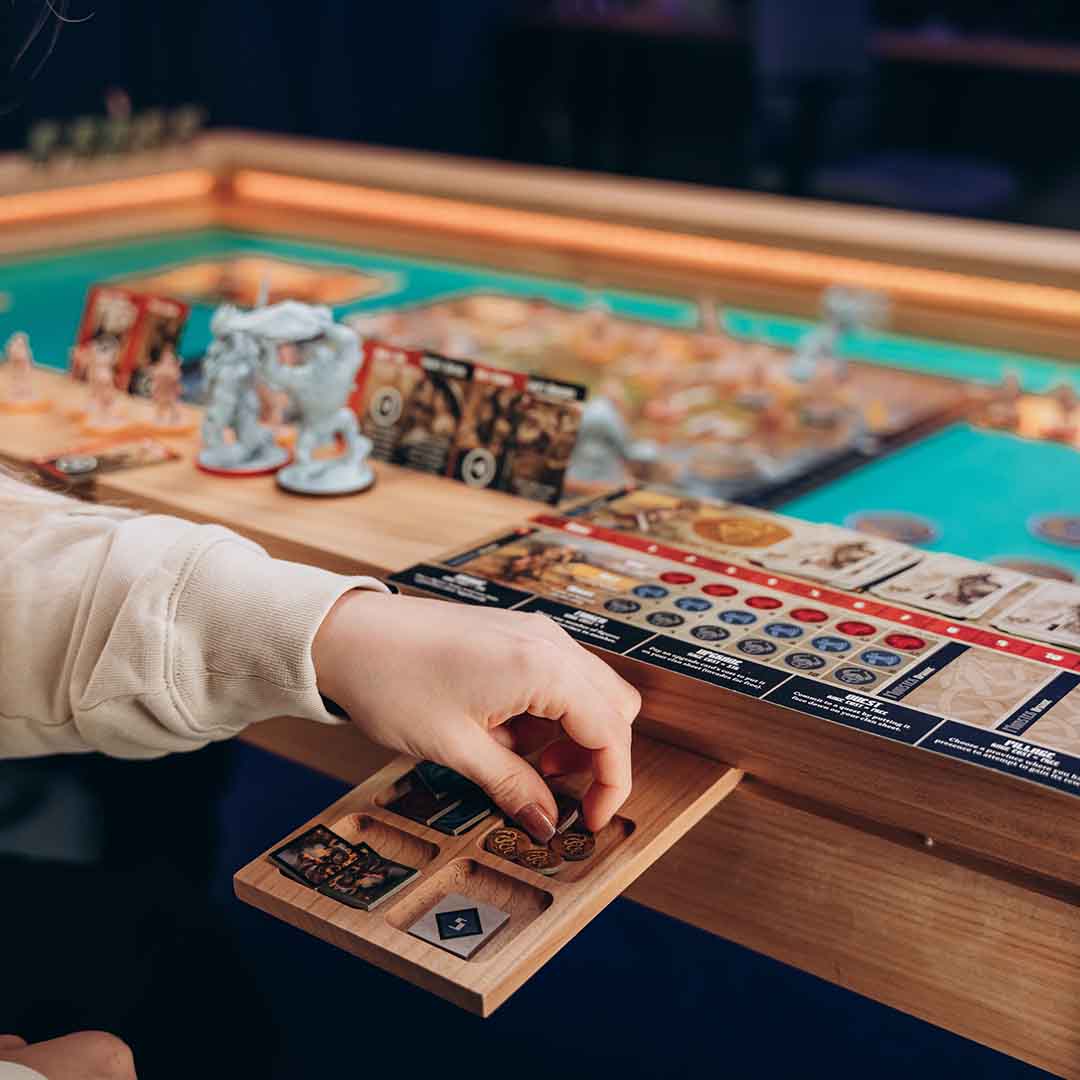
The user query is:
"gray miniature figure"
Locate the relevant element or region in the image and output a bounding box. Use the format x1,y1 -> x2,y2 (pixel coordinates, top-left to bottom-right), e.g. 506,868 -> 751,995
197,306 -> 290,475
788,285 -> 887,383
245,301 -> 374,496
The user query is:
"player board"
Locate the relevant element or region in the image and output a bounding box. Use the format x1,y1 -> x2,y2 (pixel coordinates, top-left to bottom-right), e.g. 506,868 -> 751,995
391,487 -> 1080,801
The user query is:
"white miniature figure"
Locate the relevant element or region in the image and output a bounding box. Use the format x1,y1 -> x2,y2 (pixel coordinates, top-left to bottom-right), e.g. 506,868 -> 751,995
248,301 -> 374,495
148,345 -> 190,431
82,338 -> 128,431
197,306 -> 289,475
1,332 -> 50,411
788,286 -> 887,383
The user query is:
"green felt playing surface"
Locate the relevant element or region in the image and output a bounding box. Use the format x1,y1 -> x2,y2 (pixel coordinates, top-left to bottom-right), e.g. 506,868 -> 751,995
2,227 -> 1078,572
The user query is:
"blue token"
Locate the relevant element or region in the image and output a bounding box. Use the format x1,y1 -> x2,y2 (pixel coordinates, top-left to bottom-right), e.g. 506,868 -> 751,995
811,635 -> 852,653
604,598 -> 641,614
675,596 -> 713,613
633,584 -> 669,599
719,609 -> 757,626
764,622 -> 803,639
859,648 -> 903,668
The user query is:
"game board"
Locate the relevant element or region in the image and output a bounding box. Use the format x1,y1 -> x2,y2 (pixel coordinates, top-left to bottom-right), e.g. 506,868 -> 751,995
349,294 -> 968,499
392,487 -> 1080,801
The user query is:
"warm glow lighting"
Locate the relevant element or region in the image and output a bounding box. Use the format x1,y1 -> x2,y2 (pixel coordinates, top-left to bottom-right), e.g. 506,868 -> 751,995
0,170 -> 216,227
234,169 -> 1080,328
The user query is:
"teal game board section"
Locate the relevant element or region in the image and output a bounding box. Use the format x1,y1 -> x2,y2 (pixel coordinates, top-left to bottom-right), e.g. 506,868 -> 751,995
779,423 -> 1080,575
3,227 -> 1078,573
0,228 -> 696,372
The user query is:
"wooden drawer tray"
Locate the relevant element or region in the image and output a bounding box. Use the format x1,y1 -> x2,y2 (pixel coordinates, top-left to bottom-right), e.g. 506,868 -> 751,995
234,733 -> 740,1016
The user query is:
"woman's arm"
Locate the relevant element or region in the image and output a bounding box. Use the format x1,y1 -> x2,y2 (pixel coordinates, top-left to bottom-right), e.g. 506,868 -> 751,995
1,497 -> 639,835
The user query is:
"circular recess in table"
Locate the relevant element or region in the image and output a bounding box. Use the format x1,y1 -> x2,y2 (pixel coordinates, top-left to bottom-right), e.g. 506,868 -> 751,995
1028,513 -> 1080,550
844,510 -> 940,546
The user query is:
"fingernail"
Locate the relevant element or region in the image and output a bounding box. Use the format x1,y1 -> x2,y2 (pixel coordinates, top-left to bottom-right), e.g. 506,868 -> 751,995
517,802 -> 556,844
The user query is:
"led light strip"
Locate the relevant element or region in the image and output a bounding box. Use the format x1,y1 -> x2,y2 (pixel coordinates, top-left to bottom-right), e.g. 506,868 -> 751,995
0,170 -> 216,226
233,169 -> 1080,329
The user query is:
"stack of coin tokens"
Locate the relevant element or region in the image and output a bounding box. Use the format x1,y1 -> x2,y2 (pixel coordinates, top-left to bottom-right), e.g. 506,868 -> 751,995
484,796 -> 597,877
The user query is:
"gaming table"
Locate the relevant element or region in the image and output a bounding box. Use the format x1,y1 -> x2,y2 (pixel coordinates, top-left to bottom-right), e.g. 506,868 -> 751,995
2,134 -> 1080,1074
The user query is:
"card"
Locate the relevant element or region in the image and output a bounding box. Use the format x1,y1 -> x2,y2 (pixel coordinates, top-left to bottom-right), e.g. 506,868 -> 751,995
872,554 -> 1028,618
316,850 -> 420,911
72,285 -> 142,385
430,792 -> 493,836
269,825 -> 369,888
386,786 -> 461,827
35,437 -> 181,484
123,294 -> 191,396
412,761 -> 484,802
759,524 -> 913,587
995,581 -> 1080,649
406,891 -> 510,959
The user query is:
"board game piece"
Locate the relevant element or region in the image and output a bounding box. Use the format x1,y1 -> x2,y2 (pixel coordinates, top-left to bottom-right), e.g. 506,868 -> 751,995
406,891 -> 510,960
550,830 -> 595,862
316,849 -> 419,911
844,510 -> 940,546
1028,513 -> 1080,550
0,332 -> 50,412
554,794 -> 581,834
81,338 -> 130,434
515,847 -> 563,875
872,553 -> 1028,619
26,119 -> 61,166
35,437 -> 180,486
484,826 -> 527,860
197,306 -> 290,476
269,824 -> 369,887
146,346 -> 194,433
412,761 -> 484,801
239,301 -> 375,495
995,581 -> 1080,650
431,792 -> 493,836
386,786 -> 461,827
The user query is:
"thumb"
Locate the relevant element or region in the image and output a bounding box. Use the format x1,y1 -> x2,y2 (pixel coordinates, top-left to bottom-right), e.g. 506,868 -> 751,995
443,726 -> 558,844
0,1036 -> 27,1052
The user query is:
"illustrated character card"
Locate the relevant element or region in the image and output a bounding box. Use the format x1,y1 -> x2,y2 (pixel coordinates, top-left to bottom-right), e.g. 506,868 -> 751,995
72,285 -> 142,384
451,367 -> 584,504
315,850 -> 419,910
757,523 -> 917,588
124,295 -> 190,397
72,286 -> 189,395
872,553 -> 1028,619
995,581 -> 1080,649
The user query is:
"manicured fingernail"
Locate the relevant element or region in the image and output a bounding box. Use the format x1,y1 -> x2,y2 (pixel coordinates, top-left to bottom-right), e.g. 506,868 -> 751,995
517,803 -> 556,844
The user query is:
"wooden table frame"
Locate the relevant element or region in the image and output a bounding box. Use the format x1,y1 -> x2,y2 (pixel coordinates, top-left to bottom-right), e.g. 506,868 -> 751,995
3,135 -> 1080,1075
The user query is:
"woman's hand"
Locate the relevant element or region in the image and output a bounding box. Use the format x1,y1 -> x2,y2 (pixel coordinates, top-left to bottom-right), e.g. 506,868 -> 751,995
0,1032 -> 135,1079
312,592 -> 641,842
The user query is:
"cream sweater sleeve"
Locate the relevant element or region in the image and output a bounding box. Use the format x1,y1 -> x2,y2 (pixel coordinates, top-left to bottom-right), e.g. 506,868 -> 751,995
0,506 -> 385,758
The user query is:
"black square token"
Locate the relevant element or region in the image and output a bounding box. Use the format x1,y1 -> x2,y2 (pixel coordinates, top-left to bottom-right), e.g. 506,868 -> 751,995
435,907 -> 483,940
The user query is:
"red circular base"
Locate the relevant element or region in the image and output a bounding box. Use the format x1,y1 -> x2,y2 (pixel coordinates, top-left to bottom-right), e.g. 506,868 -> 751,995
195,456 -> 290,479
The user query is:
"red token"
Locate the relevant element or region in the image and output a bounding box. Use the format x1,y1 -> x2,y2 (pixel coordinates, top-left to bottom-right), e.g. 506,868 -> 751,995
702,583 -> 738,597
835,620 -> 876,637
790,607 -> 828,623
883,632 -> 927,652
746,595 -> 783,610
660,571 -> 696,585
